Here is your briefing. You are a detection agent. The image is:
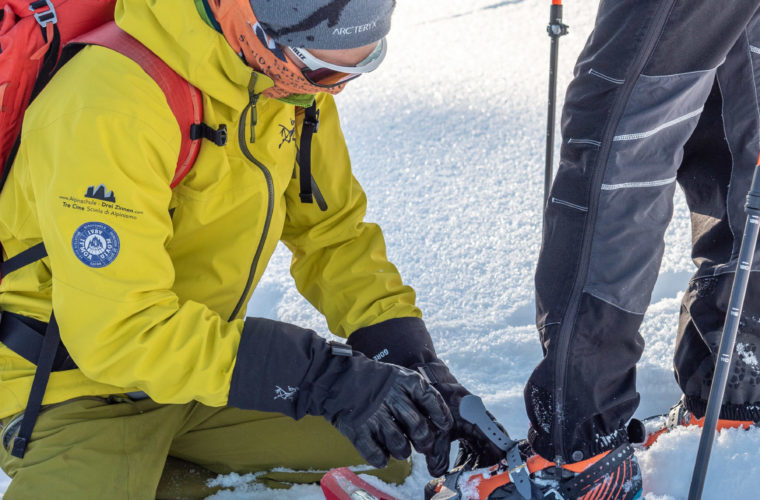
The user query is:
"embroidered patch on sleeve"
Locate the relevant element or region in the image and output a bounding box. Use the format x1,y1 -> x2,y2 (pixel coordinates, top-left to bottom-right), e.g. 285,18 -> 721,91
72,222 -> 120,268
58,184 -> 144,221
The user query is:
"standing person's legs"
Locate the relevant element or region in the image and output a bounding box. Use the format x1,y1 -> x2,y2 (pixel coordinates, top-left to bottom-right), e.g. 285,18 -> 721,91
529,0 -> 760,463
675,9 -> 760,420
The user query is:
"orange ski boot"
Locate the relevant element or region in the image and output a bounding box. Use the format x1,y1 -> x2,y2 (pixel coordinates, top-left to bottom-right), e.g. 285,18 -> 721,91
426,441 -> 642,500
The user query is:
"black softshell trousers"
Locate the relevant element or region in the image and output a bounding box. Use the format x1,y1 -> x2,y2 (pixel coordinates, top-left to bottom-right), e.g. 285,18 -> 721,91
529,0 -> 760,463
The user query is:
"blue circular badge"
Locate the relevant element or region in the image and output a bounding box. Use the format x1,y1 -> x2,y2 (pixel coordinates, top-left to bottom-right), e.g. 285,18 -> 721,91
72,222 -> 120,268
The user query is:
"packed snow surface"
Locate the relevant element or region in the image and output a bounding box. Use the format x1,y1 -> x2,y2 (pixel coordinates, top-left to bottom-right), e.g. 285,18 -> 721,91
2,1 -> 757,499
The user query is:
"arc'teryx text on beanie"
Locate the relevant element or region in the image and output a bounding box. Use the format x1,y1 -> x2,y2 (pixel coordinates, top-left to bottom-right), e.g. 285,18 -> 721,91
249,0 -> 396,50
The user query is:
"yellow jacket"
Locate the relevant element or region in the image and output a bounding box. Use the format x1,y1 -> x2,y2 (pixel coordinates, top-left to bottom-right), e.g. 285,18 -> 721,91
0,0 -> 420,419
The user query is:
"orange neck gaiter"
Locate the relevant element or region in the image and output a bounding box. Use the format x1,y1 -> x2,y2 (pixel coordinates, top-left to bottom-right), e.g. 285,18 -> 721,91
206,0 -> 347,99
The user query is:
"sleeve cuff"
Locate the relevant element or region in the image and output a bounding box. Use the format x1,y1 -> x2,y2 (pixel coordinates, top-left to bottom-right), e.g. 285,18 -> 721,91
347,317 -> 436,368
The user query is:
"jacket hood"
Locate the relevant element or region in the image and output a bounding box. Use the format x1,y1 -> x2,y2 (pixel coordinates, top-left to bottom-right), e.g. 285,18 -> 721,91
114,0 -> 274,110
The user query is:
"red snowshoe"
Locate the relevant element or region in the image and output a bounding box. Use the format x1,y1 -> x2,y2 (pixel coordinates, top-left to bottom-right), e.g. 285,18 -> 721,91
321,467 -> 399,500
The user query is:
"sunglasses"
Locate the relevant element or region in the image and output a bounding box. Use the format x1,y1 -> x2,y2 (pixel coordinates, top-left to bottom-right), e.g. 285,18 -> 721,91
286,38 -> 387,88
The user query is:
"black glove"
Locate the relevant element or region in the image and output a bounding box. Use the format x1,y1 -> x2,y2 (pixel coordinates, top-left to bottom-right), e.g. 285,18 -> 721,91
227,317 -> 453,471
333,367 -> 453,472
348,317 -> 506,473
416,359 -> 506,468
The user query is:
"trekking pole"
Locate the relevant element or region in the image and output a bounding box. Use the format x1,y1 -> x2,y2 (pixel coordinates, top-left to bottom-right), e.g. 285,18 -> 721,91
545,0 -> 568,207
687,153 -> 760,500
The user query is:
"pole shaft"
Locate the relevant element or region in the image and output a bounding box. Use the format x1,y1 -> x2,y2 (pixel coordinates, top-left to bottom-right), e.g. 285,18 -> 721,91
688,162 -> 760,500
545,3 -> 567,208
546,36 -> 560,207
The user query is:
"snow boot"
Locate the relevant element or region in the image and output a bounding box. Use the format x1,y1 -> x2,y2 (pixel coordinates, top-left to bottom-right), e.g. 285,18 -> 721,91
636,398 -> 759,449
425,442 -> 642,500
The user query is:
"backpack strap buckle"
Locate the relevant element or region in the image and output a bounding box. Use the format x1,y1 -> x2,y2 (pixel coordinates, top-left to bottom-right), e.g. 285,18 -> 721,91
29,0 -> 58,29
303,109 -> 320,133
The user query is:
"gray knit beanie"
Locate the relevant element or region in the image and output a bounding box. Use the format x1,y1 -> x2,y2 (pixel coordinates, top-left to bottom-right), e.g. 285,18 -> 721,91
250,0 -> 396,50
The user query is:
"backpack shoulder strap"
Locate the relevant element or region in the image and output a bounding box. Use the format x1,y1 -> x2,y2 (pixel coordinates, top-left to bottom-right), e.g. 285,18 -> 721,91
70,22 -> 204,188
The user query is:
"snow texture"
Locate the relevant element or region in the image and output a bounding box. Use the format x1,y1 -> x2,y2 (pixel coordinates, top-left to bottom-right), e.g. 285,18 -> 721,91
1,0 -> 757,499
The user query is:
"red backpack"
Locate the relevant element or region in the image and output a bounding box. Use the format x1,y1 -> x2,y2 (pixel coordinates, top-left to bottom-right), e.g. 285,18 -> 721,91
0,0 -> 226,460
0,0 -> 211,190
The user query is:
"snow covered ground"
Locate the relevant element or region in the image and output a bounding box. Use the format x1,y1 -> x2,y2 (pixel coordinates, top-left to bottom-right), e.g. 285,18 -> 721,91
2,1 -> 758,498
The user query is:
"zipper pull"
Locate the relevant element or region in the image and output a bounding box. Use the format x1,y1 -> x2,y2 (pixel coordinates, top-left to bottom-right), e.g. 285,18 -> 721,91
247,73 -> 260,143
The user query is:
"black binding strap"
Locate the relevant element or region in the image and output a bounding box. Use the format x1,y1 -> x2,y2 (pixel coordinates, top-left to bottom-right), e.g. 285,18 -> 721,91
1,242 -> 47,277
11,312 -> 61,458
562,443 -> 636,499
299,103 -> 319,204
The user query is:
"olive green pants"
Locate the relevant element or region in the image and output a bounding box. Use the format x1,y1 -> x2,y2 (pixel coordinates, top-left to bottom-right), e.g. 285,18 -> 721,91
0,396 -> 410,499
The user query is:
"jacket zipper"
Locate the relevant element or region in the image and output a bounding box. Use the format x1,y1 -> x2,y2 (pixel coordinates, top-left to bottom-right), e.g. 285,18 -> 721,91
551,0 -> 678,463
228,76 -> 273,321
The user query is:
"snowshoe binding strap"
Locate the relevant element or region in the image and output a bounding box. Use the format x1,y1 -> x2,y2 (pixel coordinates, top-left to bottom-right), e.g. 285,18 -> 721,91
459,395 -> 530,499
666,398 -> 690,430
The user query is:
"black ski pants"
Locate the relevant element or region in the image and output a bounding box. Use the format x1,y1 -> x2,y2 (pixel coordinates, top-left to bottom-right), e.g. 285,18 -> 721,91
528,0 -> 760,463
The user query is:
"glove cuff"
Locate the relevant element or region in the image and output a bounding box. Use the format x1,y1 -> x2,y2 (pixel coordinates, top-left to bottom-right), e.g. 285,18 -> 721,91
229,317 -> 397,423
348,317 -> 437,367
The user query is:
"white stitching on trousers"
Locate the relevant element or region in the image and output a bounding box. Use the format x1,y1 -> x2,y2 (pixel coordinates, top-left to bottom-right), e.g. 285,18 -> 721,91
589,68 -> 625,84
613,107 -> 703,142
551,197 -> 589,212
601,176 -> 677,191
567,138 -> 602,147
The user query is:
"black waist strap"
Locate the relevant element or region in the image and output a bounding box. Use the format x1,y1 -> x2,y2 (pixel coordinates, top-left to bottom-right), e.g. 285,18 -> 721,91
0,311 -> 76,458
0,311 -> 76,371
0,242 -> 47,277
10,312 -> 61,458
